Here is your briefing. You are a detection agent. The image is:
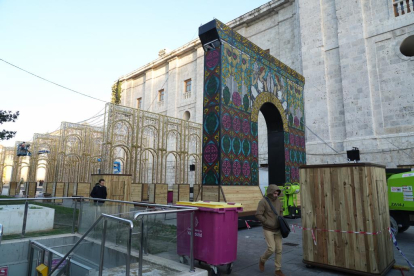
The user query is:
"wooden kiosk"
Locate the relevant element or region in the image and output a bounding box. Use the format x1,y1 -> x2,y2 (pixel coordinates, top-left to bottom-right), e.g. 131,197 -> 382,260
300,163 -> 394,275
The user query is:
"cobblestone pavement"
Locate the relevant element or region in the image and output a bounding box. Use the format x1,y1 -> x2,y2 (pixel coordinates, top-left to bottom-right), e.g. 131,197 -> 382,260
195,218 -> 414,276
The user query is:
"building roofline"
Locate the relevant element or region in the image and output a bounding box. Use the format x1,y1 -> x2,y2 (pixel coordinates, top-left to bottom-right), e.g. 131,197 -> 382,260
117,0 -> 290,82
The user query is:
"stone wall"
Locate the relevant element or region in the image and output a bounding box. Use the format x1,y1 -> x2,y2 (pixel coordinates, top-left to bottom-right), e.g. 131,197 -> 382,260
300,0 -> 414,167
119,0 -> 414,168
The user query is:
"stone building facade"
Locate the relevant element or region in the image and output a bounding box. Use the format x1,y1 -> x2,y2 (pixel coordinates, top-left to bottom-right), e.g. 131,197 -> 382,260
117,0 -> 414,168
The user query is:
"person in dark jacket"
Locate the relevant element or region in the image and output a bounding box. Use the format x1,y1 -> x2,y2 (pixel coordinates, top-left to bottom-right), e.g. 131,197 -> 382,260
90,179 -> 107,205
256,184 -> 285,276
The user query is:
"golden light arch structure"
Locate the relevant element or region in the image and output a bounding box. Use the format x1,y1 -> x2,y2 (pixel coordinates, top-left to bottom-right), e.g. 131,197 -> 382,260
2,103 -> 202,188
101,103 -> 202,185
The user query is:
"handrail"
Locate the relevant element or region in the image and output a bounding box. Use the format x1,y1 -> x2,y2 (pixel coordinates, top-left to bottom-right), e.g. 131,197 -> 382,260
0,197 -> 198,275
31,241 -> 90,270
134,208 -> 197,276
133,207 -> 197,220
49,213 -> 134,276
0,197 -> 81,201
0,196 -> 196,211
102,214 -> 134,229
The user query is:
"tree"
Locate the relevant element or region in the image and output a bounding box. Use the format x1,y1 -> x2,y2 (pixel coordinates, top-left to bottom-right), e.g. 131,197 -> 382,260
111,80 -> 122,105
0,110 -> 20,140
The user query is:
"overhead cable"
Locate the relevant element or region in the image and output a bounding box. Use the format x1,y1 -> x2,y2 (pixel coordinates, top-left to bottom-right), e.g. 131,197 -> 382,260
0,58 -> 109,103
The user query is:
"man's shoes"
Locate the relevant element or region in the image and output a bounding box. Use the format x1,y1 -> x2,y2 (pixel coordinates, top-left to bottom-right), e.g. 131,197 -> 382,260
259,258 -> 265,272
275,270 -> 286,276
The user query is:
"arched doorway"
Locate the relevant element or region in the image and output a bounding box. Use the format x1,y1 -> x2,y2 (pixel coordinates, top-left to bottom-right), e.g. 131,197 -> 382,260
251,92 -> 289,187
259,102 -> 285,186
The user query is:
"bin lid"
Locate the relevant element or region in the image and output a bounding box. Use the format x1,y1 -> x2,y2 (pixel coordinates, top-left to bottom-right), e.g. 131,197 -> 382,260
176,201 -> 242,209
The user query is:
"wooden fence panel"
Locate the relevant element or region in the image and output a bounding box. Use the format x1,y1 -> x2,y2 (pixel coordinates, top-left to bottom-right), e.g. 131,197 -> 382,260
300,163 -> 394,275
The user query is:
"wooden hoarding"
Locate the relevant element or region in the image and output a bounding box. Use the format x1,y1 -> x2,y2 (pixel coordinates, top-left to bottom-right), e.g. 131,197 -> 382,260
67,183 -> 75,197
91,174 -> 132,202
131,183 -> 143,202
142,183 -> 149,201
54,182 -> 65,203
300,163 -> 394,275
221,185 -> 263,216
27,182 -> 37,198
76,183 -> 91,198
148,184 -> 168,205
9,182 -> 18,196
172,184 -> 190,204
46,182 -> 54,195
193,184 -> 201,201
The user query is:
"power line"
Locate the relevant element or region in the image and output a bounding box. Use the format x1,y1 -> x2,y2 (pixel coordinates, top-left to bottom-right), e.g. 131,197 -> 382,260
0,58 -> 109,103
76,112 -> 105,124
305,125 -> 340,154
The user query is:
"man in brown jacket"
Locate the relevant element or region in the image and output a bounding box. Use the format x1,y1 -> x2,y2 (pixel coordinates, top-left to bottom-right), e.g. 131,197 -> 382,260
256,184 -> 285,276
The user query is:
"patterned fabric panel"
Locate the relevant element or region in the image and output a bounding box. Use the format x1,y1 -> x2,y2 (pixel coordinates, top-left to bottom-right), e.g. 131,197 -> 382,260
202,48 -> 221,185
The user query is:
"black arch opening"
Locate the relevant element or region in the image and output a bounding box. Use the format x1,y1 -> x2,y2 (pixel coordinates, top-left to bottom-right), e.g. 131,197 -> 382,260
259,102 -> 285,186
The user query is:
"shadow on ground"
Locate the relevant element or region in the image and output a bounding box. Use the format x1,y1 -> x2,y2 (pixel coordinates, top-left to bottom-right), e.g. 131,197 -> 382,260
195,218 -> 414,276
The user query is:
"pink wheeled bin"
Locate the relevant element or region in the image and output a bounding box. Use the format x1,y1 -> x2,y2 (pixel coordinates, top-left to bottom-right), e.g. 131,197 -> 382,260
167,191 -> 173,203
176,201 -> 243,275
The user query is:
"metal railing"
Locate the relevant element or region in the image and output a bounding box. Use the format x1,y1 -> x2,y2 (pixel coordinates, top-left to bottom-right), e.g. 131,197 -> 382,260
0,196 -> 198,276
28,240 -> 90,276
133,205 -> 197,275
0,196 -> 80,237
49,213 -> 134,276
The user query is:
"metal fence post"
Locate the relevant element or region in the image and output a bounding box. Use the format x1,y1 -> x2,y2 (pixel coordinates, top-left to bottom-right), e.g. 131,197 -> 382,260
27,243 -> 34,276
66,256 -> 71,275
77,199 -> 83,233
21,200 -> 29,237
190,211 -> 195,272
143,216 -> 148,255
99,220 -> 107,276
126,226 -> 132,276
139,218 -> 144,276
0,224 -> 3,245
46,250 -> 53,275
115,204 -> 121,246
72,199 -> 78,233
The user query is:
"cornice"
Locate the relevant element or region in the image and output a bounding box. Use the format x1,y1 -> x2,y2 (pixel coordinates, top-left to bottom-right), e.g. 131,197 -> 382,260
116,0 -> 292,83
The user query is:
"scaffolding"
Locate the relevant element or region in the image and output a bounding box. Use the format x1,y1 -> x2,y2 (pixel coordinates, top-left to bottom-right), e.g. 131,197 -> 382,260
1,103 -> 202,187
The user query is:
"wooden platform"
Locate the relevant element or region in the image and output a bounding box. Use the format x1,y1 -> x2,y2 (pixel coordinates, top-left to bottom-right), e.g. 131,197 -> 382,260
195,185 -> 263,216
300,163 -> 394,275
221,186 -> 263,216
